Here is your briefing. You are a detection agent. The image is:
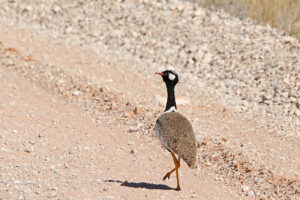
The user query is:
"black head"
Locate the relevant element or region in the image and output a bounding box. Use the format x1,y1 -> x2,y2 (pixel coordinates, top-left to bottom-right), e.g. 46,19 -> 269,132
155,70 -> 179,86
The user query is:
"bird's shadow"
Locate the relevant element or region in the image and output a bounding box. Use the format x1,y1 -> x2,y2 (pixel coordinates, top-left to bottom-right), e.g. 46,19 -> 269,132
105,179 -> 173,190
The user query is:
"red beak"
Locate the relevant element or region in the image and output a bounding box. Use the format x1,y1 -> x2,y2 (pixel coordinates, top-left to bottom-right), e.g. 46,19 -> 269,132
155,72 -> 164,76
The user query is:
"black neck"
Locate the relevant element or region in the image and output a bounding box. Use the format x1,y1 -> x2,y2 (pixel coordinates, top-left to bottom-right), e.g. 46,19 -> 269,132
164,84 -> 177,112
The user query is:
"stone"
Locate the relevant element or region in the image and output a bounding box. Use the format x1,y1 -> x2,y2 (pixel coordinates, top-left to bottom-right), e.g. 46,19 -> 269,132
52,5 -> 61,14
194,49 -> 204,62
128,126 -> 138,133
247,190 -> 255,196
130,149 -> 137,154
72,90 -> 80,96
295,109 -> 300,117
128,141 -> 135,145
133,106 -> 143,115
241,185 -> 250,192
24,147 -> 32,153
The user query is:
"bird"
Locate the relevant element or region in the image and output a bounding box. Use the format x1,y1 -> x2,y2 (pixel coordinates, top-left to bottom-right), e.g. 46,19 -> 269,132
154,70 -> 197,191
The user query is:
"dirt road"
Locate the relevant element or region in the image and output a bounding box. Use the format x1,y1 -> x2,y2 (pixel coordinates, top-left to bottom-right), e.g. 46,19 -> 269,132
0,0 -> 299,199
0,38 -> 243,200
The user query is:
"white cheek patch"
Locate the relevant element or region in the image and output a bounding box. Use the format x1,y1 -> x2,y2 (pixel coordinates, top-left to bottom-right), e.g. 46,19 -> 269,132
168,73 -> 176,80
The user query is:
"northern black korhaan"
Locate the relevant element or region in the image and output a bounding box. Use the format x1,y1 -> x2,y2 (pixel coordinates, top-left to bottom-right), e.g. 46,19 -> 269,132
154,70 -> 196,191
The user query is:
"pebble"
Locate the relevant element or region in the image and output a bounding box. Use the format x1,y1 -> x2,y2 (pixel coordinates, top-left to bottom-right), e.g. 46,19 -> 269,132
241,185 -> 250,192
128,126 -> 138,133
52,5 -> 61,14
24,148 -> 32,153
295,109 -> 300,117
247,190 -> 255,196
23,5 -> 32,12
130,149 -> 138,154
47,192 -> 57,198
128,141 -> 135,145
1,0 -> 299,137
133,106 -> 143,115
96,179 -> 103,184
72,90 -> 80,96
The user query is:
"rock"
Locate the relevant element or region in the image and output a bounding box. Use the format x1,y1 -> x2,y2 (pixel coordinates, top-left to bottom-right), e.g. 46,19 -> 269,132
133,106 -> 143,115
69,149 -> 74,154
23,5 -> 32,12
247,190 -> 255,196
130,149 -> 137,154
52,119 -> 59,124
65,26 -> 73,34
295,109 -> 300,117
194,49 -> 204,61
281,92 -> 289,98
202,52 -> 213,64
96,179 -> 103,184
241,185 -> 250,192
52,5 -> 61,14
224,79 -> 236,88
47,192 -> 57,198
24,147 -> 32,153
128,141 -> 135,145
72,90 -> 80,96
28,140 -> 35,145
128,126 -> 138,133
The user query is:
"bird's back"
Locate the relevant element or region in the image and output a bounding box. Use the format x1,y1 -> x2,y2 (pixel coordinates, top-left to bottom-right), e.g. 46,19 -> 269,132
155,112 -> 197,168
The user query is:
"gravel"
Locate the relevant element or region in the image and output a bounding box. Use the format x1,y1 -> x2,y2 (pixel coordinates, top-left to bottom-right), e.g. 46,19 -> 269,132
0,0 -> 299,199
0,0 -> 298,136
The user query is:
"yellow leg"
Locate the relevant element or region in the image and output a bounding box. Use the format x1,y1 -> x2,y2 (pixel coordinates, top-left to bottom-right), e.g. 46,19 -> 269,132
175,157 -> 181,191
162,152 -> 181,191
162,168 -> 176,181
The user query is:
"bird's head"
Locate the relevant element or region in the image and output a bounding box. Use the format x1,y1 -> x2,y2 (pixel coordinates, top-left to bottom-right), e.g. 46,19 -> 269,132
155,70 -> 178,86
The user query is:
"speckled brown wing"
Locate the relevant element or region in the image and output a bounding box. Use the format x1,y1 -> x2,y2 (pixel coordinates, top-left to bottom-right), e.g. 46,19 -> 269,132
155,112 -> 197,169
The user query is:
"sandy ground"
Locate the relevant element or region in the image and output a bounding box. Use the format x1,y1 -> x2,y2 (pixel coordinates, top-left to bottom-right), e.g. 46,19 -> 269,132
0,1 -> 299,199
0,26 -> 299,200
0,34 -> 245,200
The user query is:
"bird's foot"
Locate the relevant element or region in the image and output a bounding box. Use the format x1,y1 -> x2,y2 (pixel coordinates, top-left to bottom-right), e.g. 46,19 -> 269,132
163,172 -> 171,181
174,186 -> 181,191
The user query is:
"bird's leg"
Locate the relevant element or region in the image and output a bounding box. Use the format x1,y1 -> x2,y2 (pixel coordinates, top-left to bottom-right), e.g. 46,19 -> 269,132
175,156 -> 181,191
162,152 -> 178,180
163,152 -> 181,191
163,168 -> 176,181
